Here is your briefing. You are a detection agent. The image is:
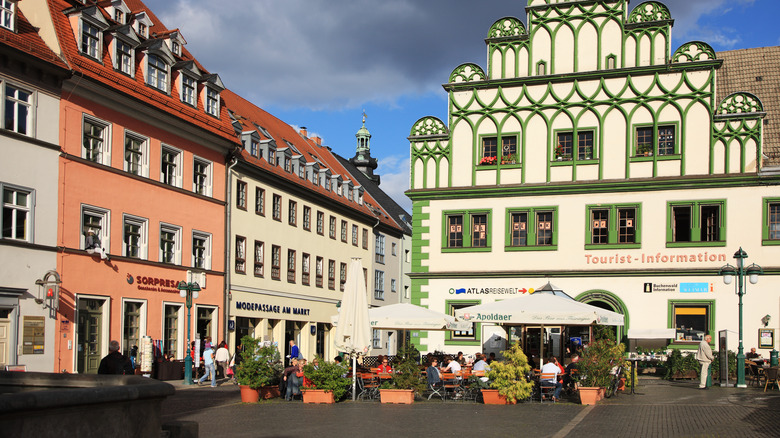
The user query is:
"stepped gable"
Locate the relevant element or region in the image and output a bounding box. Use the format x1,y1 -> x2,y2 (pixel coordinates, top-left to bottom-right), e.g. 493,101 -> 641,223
717,46 -> 780,167
221,89 -> 402,232
46,0 -> 237,144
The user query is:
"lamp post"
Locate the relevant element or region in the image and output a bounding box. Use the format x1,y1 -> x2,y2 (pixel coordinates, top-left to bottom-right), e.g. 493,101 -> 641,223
719,247 -> 762,388
178,280 -> 201,385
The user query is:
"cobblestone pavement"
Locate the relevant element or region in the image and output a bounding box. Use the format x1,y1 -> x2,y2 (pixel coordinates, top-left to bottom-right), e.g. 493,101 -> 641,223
160,378 -> 780,438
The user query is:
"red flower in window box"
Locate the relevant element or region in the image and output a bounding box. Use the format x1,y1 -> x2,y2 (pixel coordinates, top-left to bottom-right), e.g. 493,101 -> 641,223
479,156 -> 497,165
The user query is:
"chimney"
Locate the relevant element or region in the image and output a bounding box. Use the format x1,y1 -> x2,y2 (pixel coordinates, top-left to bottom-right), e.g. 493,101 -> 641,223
300,126 -> 308,137
312,136 -> 322,146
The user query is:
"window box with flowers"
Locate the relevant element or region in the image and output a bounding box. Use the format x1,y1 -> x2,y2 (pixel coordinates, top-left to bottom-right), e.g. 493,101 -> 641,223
479,156 -> 498,166
501,153 -> 518,165
554,145 -> 571,161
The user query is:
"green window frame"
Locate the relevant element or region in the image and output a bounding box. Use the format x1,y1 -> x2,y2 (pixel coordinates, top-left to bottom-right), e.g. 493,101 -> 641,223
667,300 -> 715,349
478,133 -> 520,167
762,197 -> 780,245
585,203 -> 641,249
505,207 -> 558,251
553,128 -> 597,163
632,122 -> 679,158
445,300 -> 481,345
442,210 -> 492,252
666,200 -> 726,248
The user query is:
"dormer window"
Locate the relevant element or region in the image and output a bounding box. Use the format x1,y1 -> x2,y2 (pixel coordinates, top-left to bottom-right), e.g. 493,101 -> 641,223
1,1 -> 15,31
181,74 -> 196,106
115,39 -> 134,76
205,87 -> 219,116
138,23 -> 147,37
268,147 -> 276,165
81,21 -> 102,59
147,54 -> 169,91
114,10 -> 124,24
172,41 -> 180,55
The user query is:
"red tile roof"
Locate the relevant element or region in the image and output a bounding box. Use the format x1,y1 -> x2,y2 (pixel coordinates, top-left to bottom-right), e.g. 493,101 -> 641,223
0,7 -> 68,70
221,89 -> 402,232
47,0 -> 238,144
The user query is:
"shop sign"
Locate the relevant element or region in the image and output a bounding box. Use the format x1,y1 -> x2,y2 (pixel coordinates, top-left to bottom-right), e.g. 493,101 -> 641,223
449,287 -> 526,295
127,273 -> 180,294
585,251 -> 726,266
235,301 -> 311,316
680,282 -> 712,293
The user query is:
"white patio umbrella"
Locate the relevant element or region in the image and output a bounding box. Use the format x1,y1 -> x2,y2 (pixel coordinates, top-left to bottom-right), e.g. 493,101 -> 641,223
333,258 -> 372,400
331,302 -> 472,331
454,293 -> 624,326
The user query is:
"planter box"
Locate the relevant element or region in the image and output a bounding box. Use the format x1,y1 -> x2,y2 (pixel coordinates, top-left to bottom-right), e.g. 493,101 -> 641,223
302,389 -> 335,404
239,385 -> 260,403
260,385 -> 281,400
379,389 -> 414,404
481,389 -> 513,404
672,370 -> 698,380
578,386 -> 602,405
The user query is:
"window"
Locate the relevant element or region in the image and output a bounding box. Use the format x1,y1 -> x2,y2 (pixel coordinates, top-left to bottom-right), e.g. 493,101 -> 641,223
447,301 -> 478,342
236,180 -> 247,210
634,124 -> 677,156
1,1 -> 15,31
159,224 -> 181,264
4,84 -> 32,135
2,185 -> 32,241
667,201 -> 725,247
181,75 -> 196,106
271,245 -> 281,280
252,241 -> 265,277
505,208 -> 557,250
555,130 -> 594,161
372,329 -> 381,349
328,259 -> 336,290
362,229 -> 368,249
315,256 -> 323,288
339,262 -> 346,292
161,146 -> 182,187
302,253 -> 310,285
288,200 -> 297,226
480,136 -> 497,165
235,236 -> 246,274
375,234 -> 385,263
122,215 -> 147,259
329,216 -> 336,239
192,231 -> 211,270
146,54 -> 168,92
303,206 -> 311,231
444,210 -> 491,251
287,249 -> 296,283
391,242 -> 397,256
255,188 -> 265,215
193,158 -> 212,196
249,140 -> 259,158
122,301 -> 142,355
316,211 -> 324,235
124,132 -> 148,176
272,194 -> 282,221
205,87 -> 219,117
374,270 -> 384,300
585,204 -> 640,248
114,9 -> 124,24
501,137 -> 518,164
81,20 -> 101,59
391,278 -> 397,293
81,205 -> 109,253
763,198 -> 780,245
115,39 -> 134,76
163,304 -> 180,358
352,224 -> 358,246
670,301 -> 713,344
340,220 -> 348,243
138,23 -> 147,37
83,116 -> 110,164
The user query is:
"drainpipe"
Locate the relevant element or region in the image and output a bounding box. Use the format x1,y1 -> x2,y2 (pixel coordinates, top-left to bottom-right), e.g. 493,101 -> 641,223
224,153 -> 239,348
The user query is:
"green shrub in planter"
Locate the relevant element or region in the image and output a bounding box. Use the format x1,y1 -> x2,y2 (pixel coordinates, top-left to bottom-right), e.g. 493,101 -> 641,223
486,341 -> 534,403
303,356 -> 351,401
386,345 -> 425,394
579,338 -> 625,388
235,335 -> 283,390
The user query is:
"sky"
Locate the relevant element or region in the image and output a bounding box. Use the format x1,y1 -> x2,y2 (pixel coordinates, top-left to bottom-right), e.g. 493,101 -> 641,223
145,0 -> 780,213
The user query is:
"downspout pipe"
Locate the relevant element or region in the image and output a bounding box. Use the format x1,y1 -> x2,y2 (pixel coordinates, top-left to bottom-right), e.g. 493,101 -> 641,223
224,152 -> 239,348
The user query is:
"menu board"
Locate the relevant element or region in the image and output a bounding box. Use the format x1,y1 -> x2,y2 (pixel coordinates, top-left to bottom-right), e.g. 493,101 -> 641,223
23,316 -> 45,354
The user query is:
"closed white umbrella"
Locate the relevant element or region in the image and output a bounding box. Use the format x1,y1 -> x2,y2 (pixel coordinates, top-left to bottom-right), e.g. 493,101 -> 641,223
334,258 -> 372,400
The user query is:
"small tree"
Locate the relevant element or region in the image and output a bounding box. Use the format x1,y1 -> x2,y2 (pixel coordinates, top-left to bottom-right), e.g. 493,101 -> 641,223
387,344 -> 425,394
487,341 -> 535,403
579,337 -> 625,388
303,356 -> 351,401
235,335 -> 283,390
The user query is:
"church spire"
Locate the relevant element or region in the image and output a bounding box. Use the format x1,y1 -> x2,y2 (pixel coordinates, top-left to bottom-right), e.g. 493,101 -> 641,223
350,111 -> 379,184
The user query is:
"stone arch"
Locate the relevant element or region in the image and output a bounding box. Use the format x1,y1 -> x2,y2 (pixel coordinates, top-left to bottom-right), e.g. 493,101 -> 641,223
575,289 -> 629,341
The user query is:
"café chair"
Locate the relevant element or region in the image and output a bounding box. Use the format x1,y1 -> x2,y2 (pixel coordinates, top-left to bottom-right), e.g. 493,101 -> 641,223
441,372 -> 464,401
764,367 -> 779,392
427,380 -> 445,400
358,372 -> 380,400
538,373 -> 558,403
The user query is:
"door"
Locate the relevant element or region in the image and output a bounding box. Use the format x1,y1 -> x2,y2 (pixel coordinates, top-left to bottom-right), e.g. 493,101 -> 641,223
77,299 -> 104,374
0,318 -> 9,366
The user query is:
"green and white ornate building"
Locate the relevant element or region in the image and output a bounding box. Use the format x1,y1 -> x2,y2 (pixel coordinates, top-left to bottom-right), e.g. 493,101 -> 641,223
407,0 -> 780,358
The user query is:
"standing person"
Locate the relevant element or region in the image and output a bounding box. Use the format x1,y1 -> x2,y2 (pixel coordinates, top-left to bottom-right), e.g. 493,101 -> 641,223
215,341 -> 230,380
98,340 -> 134,375
283,358 -> 301,401
288,339 -> 299,366
696,334 -> 713,389
198,343 -> 216,387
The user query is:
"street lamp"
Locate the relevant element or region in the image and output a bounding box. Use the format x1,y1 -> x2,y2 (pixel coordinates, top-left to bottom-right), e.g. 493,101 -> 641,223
719,247 -> 762,388
178,280 -> 201,385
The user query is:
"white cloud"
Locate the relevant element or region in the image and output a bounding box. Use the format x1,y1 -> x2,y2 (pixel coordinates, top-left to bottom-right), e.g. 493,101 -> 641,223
376,156 -> 412,213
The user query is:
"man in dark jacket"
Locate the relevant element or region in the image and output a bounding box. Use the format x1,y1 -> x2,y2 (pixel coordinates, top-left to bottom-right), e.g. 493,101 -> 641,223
98,340 -> 134,375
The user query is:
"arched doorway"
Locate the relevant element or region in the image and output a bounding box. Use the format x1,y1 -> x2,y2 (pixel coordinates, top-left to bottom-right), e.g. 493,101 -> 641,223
575,290 -> 629,342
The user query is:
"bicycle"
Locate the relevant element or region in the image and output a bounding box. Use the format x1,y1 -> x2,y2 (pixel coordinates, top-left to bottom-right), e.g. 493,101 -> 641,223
605,362 -> 624,398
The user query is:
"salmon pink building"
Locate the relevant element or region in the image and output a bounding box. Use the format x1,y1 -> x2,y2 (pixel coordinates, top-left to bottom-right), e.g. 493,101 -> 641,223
26,0 -> 239,373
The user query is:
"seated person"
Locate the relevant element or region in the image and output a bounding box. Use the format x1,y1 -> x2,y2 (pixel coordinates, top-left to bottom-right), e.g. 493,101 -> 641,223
487,352 -> 497,364
426,358 -> 442,388
746,348 -> 760,359
85,229 -> 109,260
377,358 -> 392,373
456,351 -> 466,365
472,354 -> 491,372
540,356 -> 562,402
442,357 -> 462,374
563,354 -> 580,390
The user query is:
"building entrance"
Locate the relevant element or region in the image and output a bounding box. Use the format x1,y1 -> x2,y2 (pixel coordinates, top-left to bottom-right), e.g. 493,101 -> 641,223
77,299 -> 104,374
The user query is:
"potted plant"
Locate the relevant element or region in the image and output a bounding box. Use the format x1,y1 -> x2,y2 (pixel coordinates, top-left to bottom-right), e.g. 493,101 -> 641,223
302,356 -> 351,403
479,155 -> 497,166
501,153 -> 518,165
578,337 -> 625,405
235,335 -> 284,403
484,341 -> 534,404
637,143 -> 653,156
379,345 -> 425,404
